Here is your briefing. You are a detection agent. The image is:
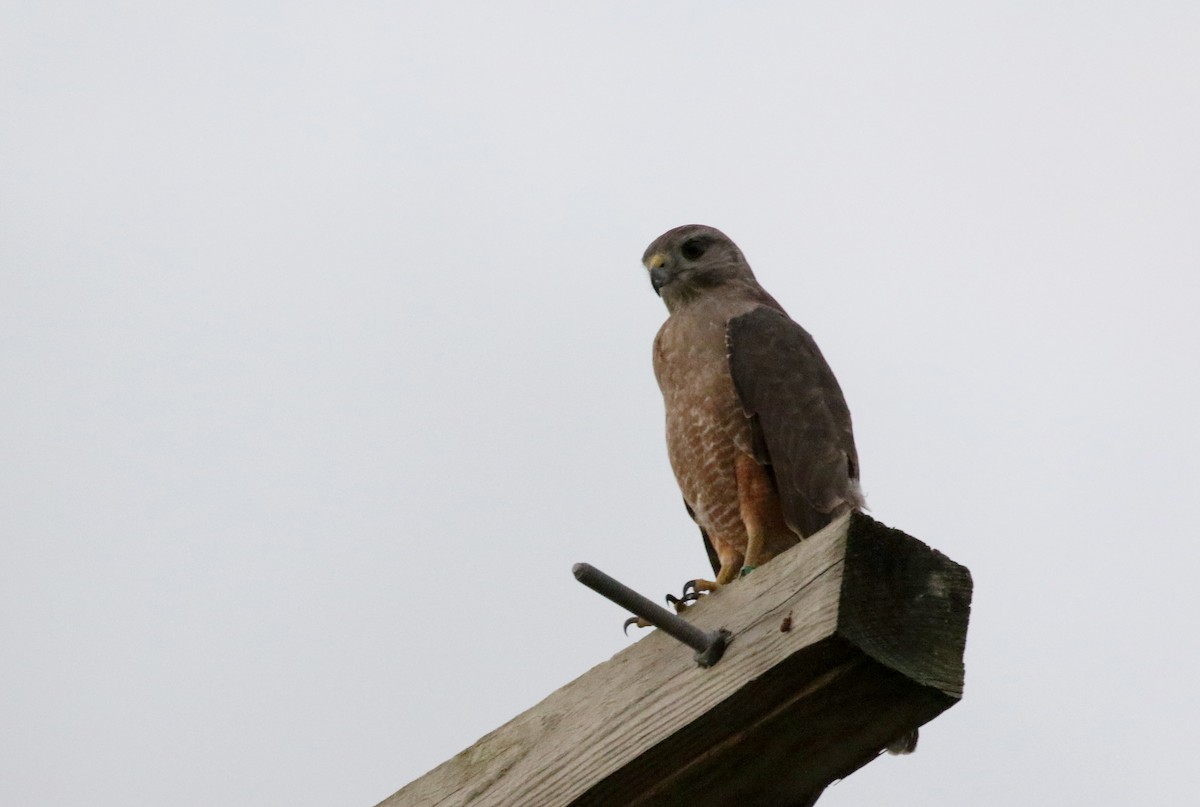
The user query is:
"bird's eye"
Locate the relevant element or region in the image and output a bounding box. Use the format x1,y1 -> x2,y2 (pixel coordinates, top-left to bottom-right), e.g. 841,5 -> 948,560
680,238 -> 708,261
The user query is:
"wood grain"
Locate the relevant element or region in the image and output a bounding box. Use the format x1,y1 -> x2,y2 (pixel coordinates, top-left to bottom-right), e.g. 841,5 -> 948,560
378,512 -> 972,807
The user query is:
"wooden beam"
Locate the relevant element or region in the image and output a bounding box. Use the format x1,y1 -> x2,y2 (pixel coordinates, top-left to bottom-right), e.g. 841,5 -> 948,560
379,512 -> 972,807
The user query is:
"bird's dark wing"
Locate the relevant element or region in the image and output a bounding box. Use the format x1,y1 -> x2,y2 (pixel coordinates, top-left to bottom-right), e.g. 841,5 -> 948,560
684,499 -> 721,576
727,306 -> 860,538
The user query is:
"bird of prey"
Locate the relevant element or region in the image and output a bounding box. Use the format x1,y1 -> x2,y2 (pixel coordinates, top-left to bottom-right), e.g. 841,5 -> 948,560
644,224 -> 864,592
641,224 -> 916,754
640,225 -> 916,753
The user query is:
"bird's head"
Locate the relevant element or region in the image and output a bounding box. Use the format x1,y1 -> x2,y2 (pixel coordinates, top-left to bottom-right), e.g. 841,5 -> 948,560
642,224 -> 755,310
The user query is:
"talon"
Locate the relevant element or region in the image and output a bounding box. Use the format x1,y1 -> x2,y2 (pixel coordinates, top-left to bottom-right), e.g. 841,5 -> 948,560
665,592 -> 699,613
683,578 -> 720,598
623,615 -> 652,635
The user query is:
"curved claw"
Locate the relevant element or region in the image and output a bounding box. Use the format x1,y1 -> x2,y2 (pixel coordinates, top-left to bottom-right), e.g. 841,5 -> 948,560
682,579 -> 699,598
667,591 -> 701,611
623,616 -> 640,635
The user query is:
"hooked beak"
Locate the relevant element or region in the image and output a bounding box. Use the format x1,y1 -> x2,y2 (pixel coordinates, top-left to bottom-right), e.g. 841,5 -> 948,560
646,252 -> 670,296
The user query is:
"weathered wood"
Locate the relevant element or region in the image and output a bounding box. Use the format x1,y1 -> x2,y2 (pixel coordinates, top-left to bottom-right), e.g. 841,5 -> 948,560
379,512 -> 972,807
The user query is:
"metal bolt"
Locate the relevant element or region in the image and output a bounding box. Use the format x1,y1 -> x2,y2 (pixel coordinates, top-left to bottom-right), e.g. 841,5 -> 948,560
572,562 -> 731,668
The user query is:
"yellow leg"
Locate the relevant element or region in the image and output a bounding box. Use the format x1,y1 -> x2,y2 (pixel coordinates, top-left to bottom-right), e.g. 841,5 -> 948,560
743,529 -> 765,569
688,551 -> 743,594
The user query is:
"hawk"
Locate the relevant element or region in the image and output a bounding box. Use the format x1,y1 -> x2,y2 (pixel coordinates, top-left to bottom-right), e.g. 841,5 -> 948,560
641,224 -> 916,753
645,224 -> 863,588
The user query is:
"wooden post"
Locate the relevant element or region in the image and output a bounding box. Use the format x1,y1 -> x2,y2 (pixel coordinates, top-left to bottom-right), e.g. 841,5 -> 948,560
379,511 -> 972,807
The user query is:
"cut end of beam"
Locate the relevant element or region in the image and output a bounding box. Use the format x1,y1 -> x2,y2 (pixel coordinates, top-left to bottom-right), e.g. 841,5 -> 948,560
380,513 -> 972,807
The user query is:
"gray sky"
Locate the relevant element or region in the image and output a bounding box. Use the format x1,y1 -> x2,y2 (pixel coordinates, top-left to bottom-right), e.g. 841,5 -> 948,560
3,3 -> 1198,805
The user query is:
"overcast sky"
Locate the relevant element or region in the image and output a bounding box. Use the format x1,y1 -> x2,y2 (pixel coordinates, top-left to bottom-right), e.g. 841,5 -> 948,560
3,3 -> 1198,805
